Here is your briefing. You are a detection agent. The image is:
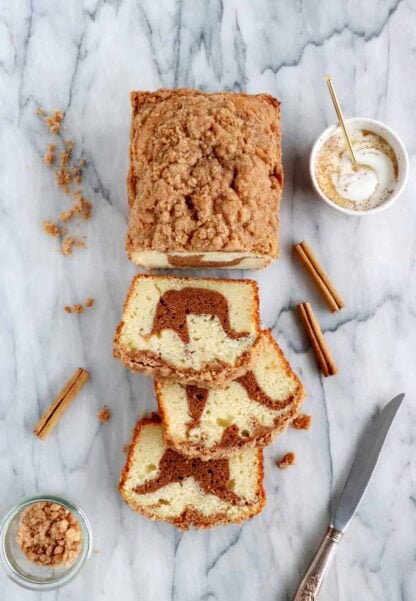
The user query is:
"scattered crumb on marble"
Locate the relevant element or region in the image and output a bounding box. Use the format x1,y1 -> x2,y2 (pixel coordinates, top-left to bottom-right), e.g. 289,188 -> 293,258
60,148 -> 72,166
55,167 -> 72,188
74,191 -> 92,219
97,406 -> 111,422
37,107 -> 92,254
292,414 -> 312,430
59,207 -> 75,222
64,298 -> 94,313
45,109 -> 64,134
122,444 -> 129,454
42,220 -> 60,238
60,236 -> 86,256
43,149 -> 55,166
17,501 -> 82,567
72,165 -> 82,184
58,192 -> 92,224
277,452 -> 296,469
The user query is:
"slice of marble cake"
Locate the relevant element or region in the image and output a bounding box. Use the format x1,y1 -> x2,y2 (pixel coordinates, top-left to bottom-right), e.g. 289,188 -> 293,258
119,415 -> 265,530
113,274 -> 261,388
156,331 -> 305,459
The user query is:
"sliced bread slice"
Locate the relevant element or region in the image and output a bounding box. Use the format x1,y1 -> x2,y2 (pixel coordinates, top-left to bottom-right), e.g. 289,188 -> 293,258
119,415 -> 265,530
156,330 -> 305,459
113,274 -> 260,388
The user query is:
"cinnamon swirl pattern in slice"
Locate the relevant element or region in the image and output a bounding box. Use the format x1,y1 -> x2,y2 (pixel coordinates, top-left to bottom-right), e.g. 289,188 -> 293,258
113,274 -> 260,388
119,415 -> 265,530
156,331 -> 305,459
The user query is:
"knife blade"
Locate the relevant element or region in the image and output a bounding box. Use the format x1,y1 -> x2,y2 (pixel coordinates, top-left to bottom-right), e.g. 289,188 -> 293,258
293,393 -> 404,601
331,393 -> 404,531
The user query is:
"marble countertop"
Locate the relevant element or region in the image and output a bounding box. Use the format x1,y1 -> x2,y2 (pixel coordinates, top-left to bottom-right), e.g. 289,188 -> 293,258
1,1 -> 415,599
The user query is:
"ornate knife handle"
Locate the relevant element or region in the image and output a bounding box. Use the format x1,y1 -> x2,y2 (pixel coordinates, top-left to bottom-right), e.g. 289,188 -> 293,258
293,527 -> 343,601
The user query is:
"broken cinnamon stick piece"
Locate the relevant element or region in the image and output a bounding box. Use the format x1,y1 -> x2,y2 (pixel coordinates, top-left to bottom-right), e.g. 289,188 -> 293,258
34,367 -> 90,440
294,241 -> 345,312
297,302 -> 338,377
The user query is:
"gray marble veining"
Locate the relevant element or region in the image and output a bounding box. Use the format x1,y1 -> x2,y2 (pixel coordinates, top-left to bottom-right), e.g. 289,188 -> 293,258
0,1 -> 415,599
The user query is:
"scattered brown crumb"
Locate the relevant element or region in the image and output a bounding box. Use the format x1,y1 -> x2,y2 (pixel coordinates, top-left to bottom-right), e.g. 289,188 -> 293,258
45,109 -> 64,134
42,220 -> 60,238
75,193 -> 92,220
277,452 -> 296,469
59,193 -> 92,223
43,150 -> 55,166
17,501 -> 82,567
122,444 -> 129,454
55,168 -> 72,188
72,166 -> 82,184
38,107 -> 92,253
60,236 -> 76,256
97,406 -> 111,422
292,414 -> 312,430
60,236 -> 86,256
64,298 -> 94,314
60,148 -> 72,166
59,207 -> 76,222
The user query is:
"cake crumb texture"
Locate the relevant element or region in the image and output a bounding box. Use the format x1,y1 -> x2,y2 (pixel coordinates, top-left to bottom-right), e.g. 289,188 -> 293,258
127,89 -> 282,258
17,501 -> 82,567
45,109 -> 64,134
42,220 -> 60,238
97,406 -> 111,422
277,452 -> 296,469
64,298 -> 94,313
60,236 -> 86,256
292,414 -> 312,430
36,107 -> 91,256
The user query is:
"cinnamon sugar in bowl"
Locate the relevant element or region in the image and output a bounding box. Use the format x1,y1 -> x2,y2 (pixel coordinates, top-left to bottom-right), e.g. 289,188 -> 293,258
0,494 -> 92,590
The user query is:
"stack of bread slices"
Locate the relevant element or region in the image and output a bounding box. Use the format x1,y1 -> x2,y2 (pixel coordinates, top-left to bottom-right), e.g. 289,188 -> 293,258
114,274 -> 305,531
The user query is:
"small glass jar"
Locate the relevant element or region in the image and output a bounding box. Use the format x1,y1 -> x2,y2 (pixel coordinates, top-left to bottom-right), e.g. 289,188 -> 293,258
0,494 -> 92,590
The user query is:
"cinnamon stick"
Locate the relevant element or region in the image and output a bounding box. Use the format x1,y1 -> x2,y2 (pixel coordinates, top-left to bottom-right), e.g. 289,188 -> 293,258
297,302 -> 337,377
294,241 -> 345,312
34,367 -> 90,440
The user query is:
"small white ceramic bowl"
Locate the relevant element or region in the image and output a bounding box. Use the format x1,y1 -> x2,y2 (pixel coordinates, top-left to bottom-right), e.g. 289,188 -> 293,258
310,117 -> 409,216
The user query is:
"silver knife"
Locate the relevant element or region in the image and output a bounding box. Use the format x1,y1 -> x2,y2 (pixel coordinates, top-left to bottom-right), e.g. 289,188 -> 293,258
293,393 -> 404,601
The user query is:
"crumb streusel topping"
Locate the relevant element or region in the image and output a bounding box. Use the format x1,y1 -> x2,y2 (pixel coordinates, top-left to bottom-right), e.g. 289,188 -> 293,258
127,89 -> 282,256
17,501 -> 82,567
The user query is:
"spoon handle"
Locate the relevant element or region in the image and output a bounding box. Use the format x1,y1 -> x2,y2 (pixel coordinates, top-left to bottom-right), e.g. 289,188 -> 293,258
325,75 -> 358,167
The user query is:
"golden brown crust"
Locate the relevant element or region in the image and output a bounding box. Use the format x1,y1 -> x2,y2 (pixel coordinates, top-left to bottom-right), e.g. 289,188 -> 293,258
113,274 -> 261,388
119,414 -> 265,531
156,330 -> 306,459
126,88 -> 282,263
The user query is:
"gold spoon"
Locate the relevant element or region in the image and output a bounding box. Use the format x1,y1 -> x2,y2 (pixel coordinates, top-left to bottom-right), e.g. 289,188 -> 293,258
325,75 -> 359,168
